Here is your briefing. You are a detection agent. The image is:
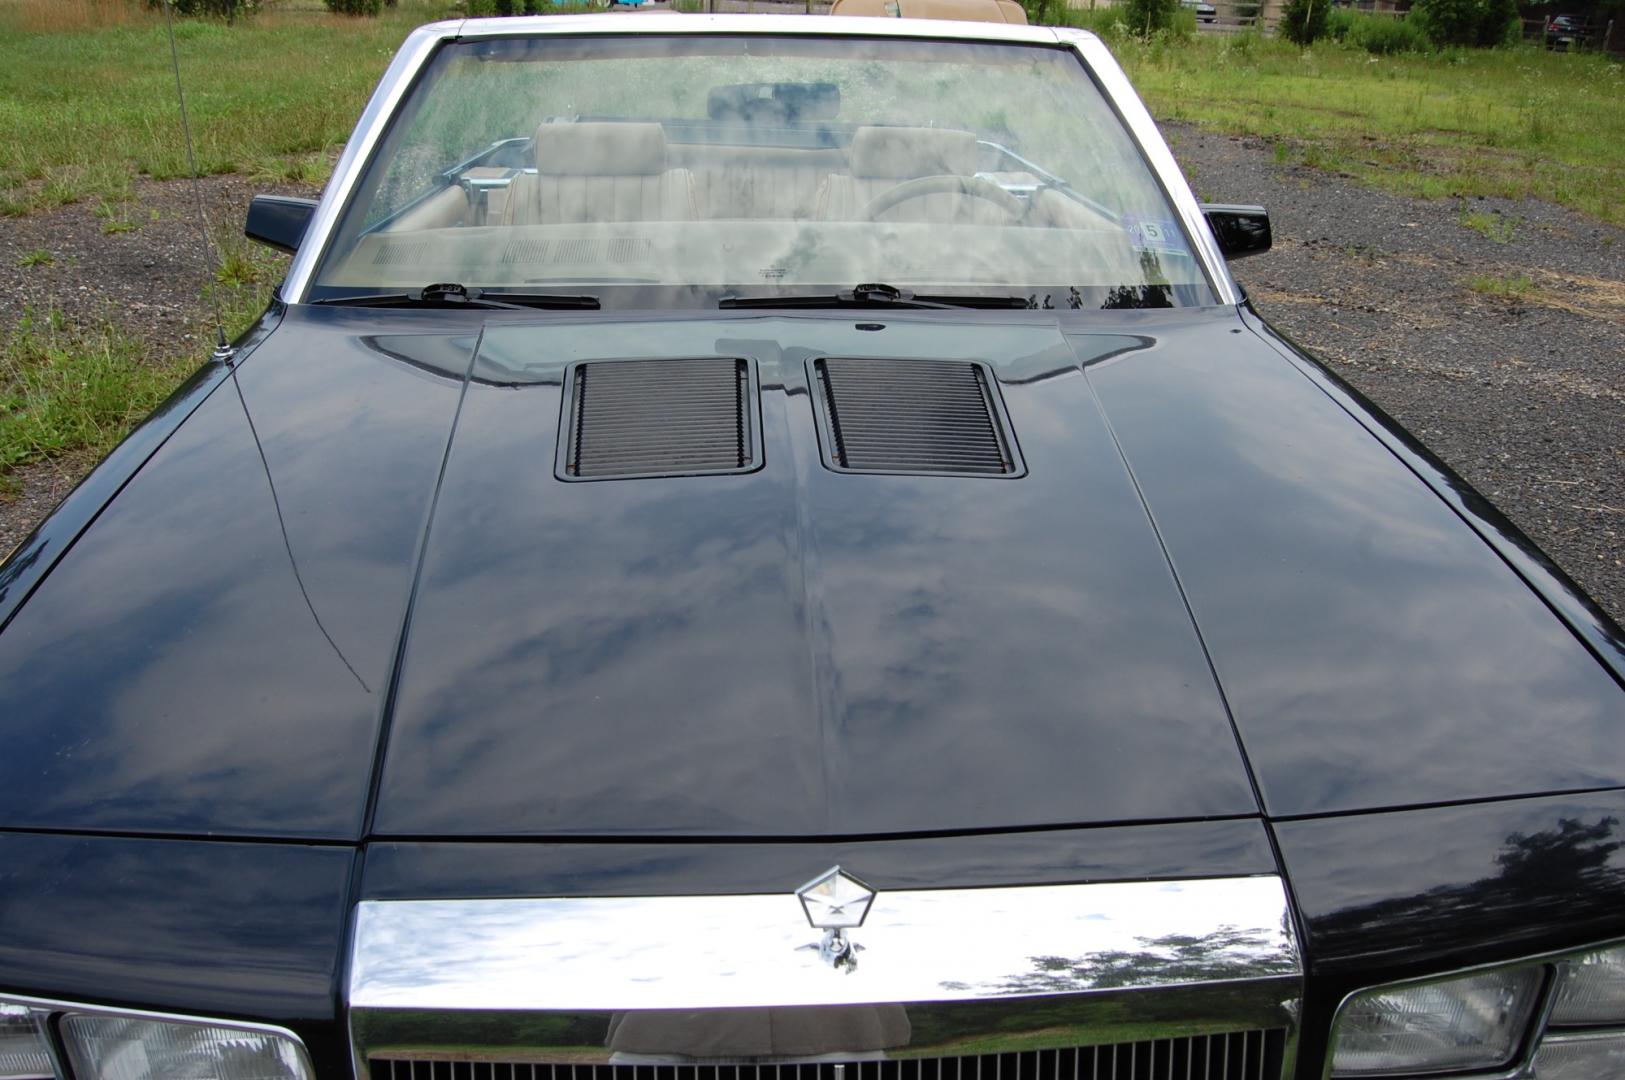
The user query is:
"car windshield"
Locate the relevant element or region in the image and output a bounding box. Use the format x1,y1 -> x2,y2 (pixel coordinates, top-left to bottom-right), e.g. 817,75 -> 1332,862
310,33 -> 1215,309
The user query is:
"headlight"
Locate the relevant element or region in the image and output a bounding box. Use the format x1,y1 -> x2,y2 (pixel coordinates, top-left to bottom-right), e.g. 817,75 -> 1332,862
1532,1030 -> 1625,1080
0,999 -> 313,1080
1330,968 -> 1544,1076
1331,943 -> 1625,1079
0,1005 -> 54,1080
1549,945 -> 1625,1025
60,1015 -> 314,1080
1535,944 -> 1625,1080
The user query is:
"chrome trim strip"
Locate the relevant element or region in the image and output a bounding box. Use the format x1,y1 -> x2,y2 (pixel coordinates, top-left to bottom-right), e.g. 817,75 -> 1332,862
282,19 -> 1236,305
282,21 -> 456,301
0,992 -> 316,1079
350,876 -> 1297,1011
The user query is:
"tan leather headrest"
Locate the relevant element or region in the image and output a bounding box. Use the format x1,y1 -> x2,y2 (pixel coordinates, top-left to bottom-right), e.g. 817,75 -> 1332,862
534,122 -> 667,177
848,126 -> 979,179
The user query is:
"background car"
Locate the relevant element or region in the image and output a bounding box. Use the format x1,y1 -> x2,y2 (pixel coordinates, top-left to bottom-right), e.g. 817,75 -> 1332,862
1545,13 -> 1592,47
1,14 -> 1623,1080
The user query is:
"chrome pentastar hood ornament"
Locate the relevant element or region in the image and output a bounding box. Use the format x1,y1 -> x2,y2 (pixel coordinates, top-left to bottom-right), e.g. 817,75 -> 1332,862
796,867 -> 875,972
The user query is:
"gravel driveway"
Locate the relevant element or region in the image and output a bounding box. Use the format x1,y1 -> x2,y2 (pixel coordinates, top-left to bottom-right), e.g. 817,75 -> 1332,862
2,127 -> 1622,628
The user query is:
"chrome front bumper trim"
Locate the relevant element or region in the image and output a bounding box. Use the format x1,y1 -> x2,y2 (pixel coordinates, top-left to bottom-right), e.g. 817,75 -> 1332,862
349,876 -> 1302,1073
350,876 -> 1298,1011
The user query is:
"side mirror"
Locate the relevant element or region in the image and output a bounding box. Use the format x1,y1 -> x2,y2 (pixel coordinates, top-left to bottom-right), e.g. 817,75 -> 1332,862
245,195 -> 318,255
1201,204 -> 1271,260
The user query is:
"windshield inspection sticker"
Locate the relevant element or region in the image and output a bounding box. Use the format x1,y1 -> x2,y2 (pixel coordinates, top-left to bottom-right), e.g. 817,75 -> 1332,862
1123,215 -> 1189,256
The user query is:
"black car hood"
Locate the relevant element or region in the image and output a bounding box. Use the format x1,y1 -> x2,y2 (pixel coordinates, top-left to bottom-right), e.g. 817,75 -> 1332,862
0,306 -> 1620,841
370,314 -> 1257,838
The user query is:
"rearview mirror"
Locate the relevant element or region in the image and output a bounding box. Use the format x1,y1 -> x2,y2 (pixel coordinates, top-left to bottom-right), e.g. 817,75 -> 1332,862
245,195 -> 318,255
1201,204 -> 1271,260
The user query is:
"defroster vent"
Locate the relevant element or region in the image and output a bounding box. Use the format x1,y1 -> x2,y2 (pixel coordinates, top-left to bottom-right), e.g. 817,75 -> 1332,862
811,358 -> 1022,476
557,358 -> 761,481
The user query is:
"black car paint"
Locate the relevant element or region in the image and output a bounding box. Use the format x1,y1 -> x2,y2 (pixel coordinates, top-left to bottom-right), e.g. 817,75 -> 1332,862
0,832 -> 357,1071
1,302 -> 1623,1080
1279,788 -> 1625,1078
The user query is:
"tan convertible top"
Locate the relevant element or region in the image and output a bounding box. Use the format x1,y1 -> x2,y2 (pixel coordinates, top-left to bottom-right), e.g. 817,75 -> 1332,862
828,0 -> 1029,23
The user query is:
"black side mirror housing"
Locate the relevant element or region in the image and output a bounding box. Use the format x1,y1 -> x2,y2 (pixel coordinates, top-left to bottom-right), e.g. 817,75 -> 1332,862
1201,204 -> 1271,260
245,195 -> 318,255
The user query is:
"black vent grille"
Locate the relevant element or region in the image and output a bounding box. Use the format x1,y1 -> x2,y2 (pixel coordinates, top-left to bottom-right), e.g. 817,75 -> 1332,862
370,1031 -> 1285,1080
812,358 -> 1021,476
557,358 -> 759,481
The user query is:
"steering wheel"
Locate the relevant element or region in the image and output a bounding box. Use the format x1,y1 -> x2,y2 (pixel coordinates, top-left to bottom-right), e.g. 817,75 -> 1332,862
857,174 -> 1025,223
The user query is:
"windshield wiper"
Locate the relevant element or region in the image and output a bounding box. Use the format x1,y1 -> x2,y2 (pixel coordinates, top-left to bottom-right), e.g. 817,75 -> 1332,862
310,282 -> 599,310
719,283 -> 1031,311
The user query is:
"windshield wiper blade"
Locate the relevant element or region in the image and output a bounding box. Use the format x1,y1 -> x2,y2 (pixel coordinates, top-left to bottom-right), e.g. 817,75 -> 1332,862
719,283 -> 1031,310
310,282 -> 599,310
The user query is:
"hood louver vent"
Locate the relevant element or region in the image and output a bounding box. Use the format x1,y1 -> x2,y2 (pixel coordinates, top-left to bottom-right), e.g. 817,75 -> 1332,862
812,357 -> 1023,476
557,358 -> 761,481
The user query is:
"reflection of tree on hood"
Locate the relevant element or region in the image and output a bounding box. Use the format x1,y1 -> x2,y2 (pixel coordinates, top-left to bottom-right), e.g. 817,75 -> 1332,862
1317,815 -> 1625,960
1496,816 -> 1622,893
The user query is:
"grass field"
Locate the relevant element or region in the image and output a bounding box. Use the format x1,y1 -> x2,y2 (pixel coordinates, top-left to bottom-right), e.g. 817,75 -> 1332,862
1113,29 -> 1625,226
1,0 -> 1623,491
0,0 -> 445,217
2,2 -> 1621,222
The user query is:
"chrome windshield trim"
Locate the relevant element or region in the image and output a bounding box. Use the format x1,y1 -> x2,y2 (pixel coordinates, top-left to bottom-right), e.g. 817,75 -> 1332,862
1053,29 -> 1241,306
282,21 -> 453,302
283,19 -> 1234,305
349,875 -> 1298,1011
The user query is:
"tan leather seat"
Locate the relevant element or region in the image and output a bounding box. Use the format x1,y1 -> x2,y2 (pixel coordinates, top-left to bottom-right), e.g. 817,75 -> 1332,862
668,144 -> 848,220
503,122 -> 697,225
816,126 -> 1009,224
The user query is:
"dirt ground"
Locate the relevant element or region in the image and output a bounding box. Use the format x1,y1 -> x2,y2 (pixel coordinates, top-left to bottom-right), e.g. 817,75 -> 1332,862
2,129 -> 1622,627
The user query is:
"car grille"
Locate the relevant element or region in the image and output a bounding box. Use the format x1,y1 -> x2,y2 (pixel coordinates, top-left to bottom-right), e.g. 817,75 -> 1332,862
370,1030 -> 1286,1080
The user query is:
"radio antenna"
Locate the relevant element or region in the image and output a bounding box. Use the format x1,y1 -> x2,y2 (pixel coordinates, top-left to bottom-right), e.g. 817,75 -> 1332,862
161,0 -> 234,365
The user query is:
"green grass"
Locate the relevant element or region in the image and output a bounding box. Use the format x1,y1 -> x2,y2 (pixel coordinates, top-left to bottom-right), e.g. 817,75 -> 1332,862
0,312 -> 197,480
0,2 -> 452,215
1113,34 -> 1625,227
1467,271 -> 1535,297
16,249 -> 53,268
1460,207 -> 1517,242
0,240 -> 283,491
3,4 -> 1622,227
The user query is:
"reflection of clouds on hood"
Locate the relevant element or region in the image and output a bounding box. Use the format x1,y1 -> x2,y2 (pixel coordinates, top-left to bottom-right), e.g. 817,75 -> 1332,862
382,382 -> 827,835
2,835 -> 349,1015
1089,335 -> 1625,817
0,333 -> 462,838
378,346 -> 1257,838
